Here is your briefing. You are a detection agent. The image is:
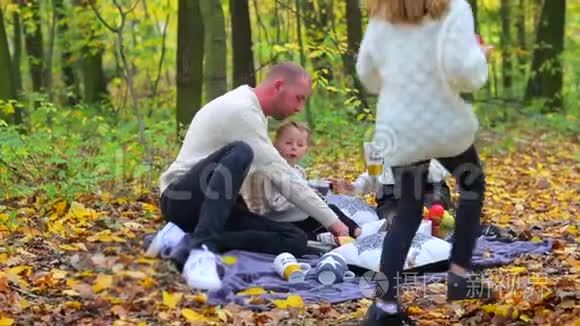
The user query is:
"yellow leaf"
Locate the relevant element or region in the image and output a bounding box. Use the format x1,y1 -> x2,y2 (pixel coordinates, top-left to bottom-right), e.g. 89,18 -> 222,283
0,316 -> 14,326
140,277 -> 156,289
119,271 -> 147,280
162,291 -> 183,309
0,253 -> 8,264
62,289 -> 81,297
53,200 -> 67,217
50,269 -> 68,279
221,255 -> 238,265
64,301 -> 82,309
507,266 -> 527,275
520,314 -> 531,322
92,274 -> 113,293
135,257 -> 156,265
237,287 -> 267,296
75,243 -> 88,251
189,292 -> 208,305
59,244 -> 79,251
16,299 -> 30,310
272,294 -> 304,309
407,306 -> 424,315
531,236 -> 542,244
181,308 -> 206,322
215,308 -> 230,323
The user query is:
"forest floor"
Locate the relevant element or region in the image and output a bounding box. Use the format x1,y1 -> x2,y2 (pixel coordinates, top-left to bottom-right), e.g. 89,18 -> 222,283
0,129 -> 578,325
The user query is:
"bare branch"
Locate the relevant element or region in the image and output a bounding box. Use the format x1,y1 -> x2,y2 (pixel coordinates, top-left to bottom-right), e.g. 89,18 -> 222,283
88,0 -> 119,33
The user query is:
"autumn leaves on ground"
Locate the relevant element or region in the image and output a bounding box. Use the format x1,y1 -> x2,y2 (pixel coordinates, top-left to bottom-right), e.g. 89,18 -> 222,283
0,131 -> 578,326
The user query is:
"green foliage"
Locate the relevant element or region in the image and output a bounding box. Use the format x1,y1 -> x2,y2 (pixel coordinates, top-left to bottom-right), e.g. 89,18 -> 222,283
0,99 -> 176,203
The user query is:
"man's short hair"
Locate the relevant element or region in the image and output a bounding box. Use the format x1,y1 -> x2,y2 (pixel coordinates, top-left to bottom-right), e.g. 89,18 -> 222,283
265,62 -> 310,84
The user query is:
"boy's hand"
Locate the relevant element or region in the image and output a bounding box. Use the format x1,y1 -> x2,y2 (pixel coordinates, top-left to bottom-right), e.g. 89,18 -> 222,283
328,221 -> 349,237
329,178 -> 354,194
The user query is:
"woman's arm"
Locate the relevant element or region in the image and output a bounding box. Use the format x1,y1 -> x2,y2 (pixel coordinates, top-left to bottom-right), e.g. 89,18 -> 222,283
440,1 -> 489,93
356,23 -> 381,95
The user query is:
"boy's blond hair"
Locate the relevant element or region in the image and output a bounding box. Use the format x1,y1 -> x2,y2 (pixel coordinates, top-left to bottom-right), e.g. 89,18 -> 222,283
275,121 -> 312,144
367,0 -> 450,24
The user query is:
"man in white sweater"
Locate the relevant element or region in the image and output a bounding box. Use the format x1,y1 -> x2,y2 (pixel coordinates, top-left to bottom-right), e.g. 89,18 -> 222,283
158,62 -> 348,290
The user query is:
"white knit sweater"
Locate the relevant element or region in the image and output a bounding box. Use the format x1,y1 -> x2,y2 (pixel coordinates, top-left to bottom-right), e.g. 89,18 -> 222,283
356,0 -> 489,167
159,85 -> 339,228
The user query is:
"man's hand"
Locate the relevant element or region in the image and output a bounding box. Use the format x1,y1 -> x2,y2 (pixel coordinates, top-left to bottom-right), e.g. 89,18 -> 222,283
328,221 -> 349,237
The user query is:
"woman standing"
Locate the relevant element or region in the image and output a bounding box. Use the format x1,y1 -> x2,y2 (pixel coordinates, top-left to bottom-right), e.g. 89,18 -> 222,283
356,0 -> 494,324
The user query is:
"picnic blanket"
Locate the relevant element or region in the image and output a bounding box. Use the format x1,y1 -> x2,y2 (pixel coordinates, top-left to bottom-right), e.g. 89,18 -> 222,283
207,236 -> 552,309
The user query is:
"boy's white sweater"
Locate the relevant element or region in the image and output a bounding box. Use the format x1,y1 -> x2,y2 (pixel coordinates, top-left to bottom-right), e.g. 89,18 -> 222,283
159,85 -> 339,228
356,0 -> 488,167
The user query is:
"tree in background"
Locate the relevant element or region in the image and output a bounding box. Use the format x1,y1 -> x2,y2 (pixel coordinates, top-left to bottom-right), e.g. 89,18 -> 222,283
0,7 -> 16,102
21,0 -> 44,93
75,0 -> 108,104
176,0 -> 204,139
230,0 -> 255,88
54,0 -> 80,105
200,0 -> 226,102
11,0 -> 22,96
500,0 -> 513,96
525,0 -> 566,112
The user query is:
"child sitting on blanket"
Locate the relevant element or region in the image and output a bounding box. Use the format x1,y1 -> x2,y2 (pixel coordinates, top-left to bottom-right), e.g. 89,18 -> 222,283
340,160 -> 453,230
244,120 -> 362,240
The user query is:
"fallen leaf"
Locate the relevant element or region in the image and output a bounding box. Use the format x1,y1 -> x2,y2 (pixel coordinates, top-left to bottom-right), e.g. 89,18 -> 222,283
272,294 -> 304,309
0,253 -> 8,264
215,308 -> 230,323
407,306 -> 424,315
92,274 -> 113,293
181,308 -> 206,322
189,292 -> 208,305
236,287 -> 267,296
0,316 -> 14,326
111,305 -> 127,318
64,301 -> 82,309
162,291 -> 183,309
50,269 -> 68,279
221,255 -> 238,265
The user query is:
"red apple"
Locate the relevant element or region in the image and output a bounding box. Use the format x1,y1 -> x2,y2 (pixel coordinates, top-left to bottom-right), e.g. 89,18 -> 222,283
429,204 -> 445,218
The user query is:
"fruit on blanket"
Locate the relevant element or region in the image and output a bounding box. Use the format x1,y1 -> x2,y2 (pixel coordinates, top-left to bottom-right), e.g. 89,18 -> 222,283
428,204 -> 445,218
441,211 -> 455,230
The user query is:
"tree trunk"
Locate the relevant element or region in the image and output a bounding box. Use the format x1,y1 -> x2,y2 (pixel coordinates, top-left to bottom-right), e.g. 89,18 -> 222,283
294,0 -> 313,129
516,0 -> 527,92
230,0 -> 255,88
55,0 -> 79,105
46,0 -> 59,101
200,0 -> 227,102
525,0 -> 566,112
500,0 -> 513,96
0,7 -> 16,102
22,0 -> 44,93
345,0 -> 368,108
81,50 -> 107,103
11,0 -> 23,96
176,0 -> 204,140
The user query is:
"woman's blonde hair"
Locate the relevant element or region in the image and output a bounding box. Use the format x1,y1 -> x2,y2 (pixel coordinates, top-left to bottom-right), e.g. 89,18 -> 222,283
367,0 -> 450,24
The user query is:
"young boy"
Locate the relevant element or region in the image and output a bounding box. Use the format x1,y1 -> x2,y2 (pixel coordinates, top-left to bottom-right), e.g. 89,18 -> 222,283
243,121 -> 361,240
351,159 -> 453,230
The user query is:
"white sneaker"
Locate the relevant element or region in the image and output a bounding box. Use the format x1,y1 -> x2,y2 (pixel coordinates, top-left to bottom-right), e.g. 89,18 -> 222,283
182,245 -> 222,291
145,222 -> 186,257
